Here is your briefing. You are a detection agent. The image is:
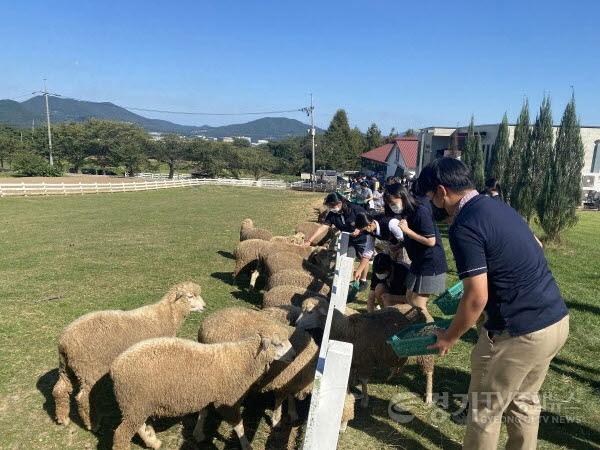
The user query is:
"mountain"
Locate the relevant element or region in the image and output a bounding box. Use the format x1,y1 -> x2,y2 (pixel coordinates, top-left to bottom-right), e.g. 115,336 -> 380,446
0,96 -> 323,140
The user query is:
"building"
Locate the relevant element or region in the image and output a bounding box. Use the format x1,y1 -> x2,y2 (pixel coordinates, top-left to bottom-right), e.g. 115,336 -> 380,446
360,136 -> 419,179
417,124 -> 600,195
222,137 -> 234,143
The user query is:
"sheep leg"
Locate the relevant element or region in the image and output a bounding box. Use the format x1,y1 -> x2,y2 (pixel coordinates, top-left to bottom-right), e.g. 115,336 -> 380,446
137,422 -> 162,449
424,369 -> 433,405
287,394 -> 299,423
271,396 -> 284,428
113,415 -> 146,450
359,379 -> 369,408
192,409 -> 207,442
417,355 -> 434,404
232,420 -> 252,450
249,270 -> 259,288
52,369 -> 73,425
339,421 -> 348,433
75,386 -> 92,430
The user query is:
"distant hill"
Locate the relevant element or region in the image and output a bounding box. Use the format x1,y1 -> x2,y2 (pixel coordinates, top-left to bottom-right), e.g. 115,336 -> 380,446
0,96 -> 324,140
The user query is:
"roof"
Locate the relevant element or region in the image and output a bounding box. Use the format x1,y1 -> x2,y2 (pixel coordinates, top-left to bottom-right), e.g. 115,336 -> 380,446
360,137 -> 419,170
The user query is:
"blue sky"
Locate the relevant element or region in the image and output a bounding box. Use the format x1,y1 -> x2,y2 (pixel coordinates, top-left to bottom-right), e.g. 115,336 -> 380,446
2,0 -> 599,131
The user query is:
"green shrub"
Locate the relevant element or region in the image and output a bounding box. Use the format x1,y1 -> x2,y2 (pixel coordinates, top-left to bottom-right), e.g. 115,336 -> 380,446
12,152 -> 63,177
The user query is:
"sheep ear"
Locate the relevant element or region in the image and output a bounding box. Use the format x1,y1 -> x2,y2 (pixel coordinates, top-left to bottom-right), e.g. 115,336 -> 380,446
260,337 -> 271,352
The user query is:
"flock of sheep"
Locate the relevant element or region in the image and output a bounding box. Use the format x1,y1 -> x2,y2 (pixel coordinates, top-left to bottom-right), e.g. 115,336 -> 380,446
50,211 -> 435,450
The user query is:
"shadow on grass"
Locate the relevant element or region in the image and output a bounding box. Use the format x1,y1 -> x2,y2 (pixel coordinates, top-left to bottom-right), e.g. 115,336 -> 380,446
538,411 -> 600,450
566,299 -> 600,316
217,250 -> 235,260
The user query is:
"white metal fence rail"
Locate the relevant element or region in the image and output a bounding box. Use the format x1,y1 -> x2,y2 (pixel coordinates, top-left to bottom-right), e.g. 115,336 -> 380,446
0,177 -> 288,197
303,232 -> 354,450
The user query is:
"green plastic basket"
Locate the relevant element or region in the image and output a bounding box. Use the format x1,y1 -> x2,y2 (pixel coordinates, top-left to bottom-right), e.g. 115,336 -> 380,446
387,319 -> 453,358
347,280 -> 360,301
433,281 -> 464,315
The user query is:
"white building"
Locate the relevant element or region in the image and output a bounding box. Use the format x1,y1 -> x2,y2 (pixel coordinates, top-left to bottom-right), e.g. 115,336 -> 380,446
417,124 -> 600,195
222,137 -> 234,143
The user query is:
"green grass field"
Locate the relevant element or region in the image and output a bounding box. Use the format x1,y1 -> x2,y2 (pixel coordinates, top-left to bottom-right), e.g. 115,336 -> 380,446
0,187 -> 598,450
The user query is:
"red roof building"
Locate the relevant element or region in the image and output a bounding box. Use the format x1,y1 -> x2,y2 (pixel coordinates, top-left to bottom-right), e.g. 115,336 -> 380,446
360,136 -> 419,178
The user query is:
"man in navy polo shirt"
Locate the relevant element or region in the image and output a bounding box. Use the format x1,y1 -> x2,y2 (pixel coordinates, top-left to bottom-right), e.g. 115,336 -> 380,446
416,157 -> 569,450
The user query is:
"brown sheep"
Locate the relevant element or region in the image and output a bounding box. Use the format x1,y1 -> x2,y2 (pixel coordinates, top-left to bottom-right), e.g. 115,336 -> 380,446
295,222 -> 332,246
266,269 -> 331,296
52,282 -> 204,431
261,249 -> 334,284
297,301 -> 435,406
110,334 -> 294,450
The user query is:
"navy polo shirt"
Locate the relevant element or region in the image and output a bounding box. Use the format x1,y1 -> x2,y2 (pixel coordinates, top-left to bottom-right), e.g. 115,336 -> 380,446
404,201 -> 448,276
449,195 -> 568,336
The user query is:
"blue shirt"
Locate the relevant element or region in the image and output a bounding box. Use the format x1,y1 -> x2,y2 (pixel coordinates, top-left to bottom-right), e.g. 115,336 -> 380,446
449,195 -> 568,336
404,201 -> 448,276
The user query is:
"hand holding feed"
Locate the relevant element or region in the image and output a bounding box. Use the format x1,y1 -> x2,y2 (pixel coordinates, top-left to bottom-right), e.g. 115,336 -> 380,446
427,328 -> 457,356
399,219 -> 410,233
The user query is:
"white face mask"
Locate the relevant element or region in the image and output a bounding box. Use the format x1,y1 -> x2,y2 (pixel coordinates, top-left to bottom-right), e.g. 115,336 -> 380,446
390,203 -> 403,214
329,206 -> 342,213
375,272 -> 389,280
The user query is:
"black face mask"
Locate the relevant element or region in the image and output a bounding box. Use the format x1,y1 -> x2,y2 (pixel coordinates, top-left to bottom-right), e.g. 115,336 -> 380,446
431,201 -> 449,222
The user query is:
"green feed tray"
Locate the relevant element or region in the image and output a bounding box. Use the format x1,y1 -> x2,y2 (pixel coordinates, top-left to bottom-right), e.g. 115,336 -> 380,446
347,280 -> 360,301
387,319 -> 453,358
433,281 -> 464,315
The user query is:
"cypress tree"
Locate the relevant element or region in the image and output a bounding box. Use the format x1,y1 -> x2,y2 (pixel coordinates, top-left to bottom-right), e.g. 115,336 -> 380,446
515,97 -> 553,222
472,132 -> 485,191
536,95 -> 584,241
365,123 -> 383,149
489,113 -> 509,181
462,116 -> 475,168
504,100 -> 530,205
322,109 -> 352,170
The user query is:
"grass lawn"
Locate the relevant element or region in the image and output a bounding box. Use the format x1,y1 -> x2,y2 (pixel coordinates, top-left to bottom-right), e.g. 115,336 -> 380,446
0,187 -> 598,450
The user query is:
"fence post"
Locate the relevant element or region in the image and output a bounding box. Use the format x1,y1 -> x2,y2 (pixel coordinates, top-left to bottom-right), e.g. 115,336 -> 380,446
62,182 -> 66,195
0,184 -> 3,197
43,182 -> 47,196
79,182 -> 83,195
95,182 -> 99,194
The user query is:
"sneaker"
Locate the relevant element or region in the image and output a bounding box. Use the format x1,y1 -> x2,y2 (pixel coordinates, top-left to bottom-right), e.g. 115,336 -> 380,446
450,402 -> 469,425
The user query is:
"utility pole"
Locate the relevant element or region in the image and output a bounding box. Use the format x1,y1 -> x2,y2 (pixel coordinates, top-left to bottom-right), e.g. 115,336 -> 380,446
302,94 -> 316,191
32,80 -> 60,166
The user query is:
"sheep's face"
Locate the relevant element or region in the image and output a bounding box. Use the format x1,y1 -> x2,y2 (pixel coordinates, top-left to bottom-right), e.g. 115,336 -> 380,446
172,282 -> 205,312
310,249 -> 336,273
241,218 -> 253,230
295,298 -> 328,329
261,334 -> 296,363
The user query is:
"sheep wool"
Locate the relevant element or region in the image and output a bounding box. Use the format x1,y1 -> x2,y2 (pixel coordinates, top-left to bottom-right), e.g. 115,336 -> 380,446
266,269 -> 331,296
295,221 -> 332,246
240,218 -> 273,241
111,334 -> 291,450
262,285 -> 328,309
52,281 -> 204,431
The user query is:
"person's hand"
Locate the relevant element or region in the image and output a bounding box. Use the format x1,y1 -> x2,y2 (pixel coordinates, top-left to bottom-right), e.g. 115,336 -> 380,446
351,229 -> 361,237
302,240 -> 312,247
353,270 -> 362,281
399,219 -> 410,233
427,329 -> 457,356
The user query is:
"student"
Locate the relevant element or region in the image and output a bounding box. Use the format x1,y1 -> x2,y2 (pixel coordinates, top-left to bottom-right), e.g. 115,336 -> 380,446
355,181 -> 374,208
304,192 -> 371,287
367,253 -> 409,312
371,185 -> 385,212
384,183 -> 447,322
484,178 -> 503,200
417,157 -> 569,450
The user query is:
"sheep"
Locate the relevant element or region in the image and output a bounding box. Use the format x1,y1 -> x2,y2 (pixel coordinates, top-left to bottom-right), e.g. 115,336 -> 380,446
240,218 -> 273,241
233,239 -> 328,287
262,285 -> 328,309
296,300 -> 435,406
261,249 -> 334,285
295,221 -> 332,246
198,307 -> 317,428
110,333 -> 294,450
266,269 -> 331,296
52,282 -> 204,431
261,304 -> 303,325
271,232 -> 306,245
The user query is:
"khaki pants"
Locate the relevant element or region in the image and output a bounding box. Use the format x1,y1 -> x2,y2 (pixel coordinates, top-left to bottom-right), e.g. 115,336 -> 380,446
464,315 -> 569,450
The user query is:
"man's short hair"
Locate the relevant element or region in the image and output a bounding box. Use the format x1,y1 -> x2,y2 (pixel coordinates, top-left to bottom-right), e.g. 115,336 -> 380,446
415,157 -> 475,196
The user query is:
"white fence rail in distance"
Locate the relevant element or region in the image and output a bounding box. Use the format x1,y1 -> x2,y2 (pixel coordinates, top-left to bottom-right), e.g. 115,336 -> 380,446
303,232 -> 354,450
0,177 -> 288,197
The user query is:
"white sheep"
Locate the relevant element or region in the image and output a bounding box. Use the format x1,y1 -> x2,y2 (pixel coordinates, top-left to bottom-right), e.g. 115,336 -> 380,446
52,281 -> 204,431
198,307 -> 317,428
110,334 -> 294,450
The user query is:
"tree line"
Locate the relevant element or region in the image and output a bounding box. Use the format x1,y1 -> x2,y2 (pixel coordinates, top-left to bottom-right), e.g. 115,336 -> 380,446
0,110 -> 411,179
460,94 -> 584,241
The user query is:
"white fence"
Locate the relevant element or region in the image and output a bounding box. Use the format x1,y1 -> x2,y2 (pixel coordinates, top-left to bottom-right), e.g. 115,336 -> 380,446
303,232 -> 354,450
0,177 -> 289,197
136,172 -> 192,180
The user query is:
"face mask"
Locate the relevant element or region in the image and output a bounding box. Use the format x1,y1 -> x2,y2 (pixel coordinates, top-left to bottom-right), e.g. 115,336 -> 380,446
375,272 -> 389,280
390,203 -> 403,214
329,206 -> 342,214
